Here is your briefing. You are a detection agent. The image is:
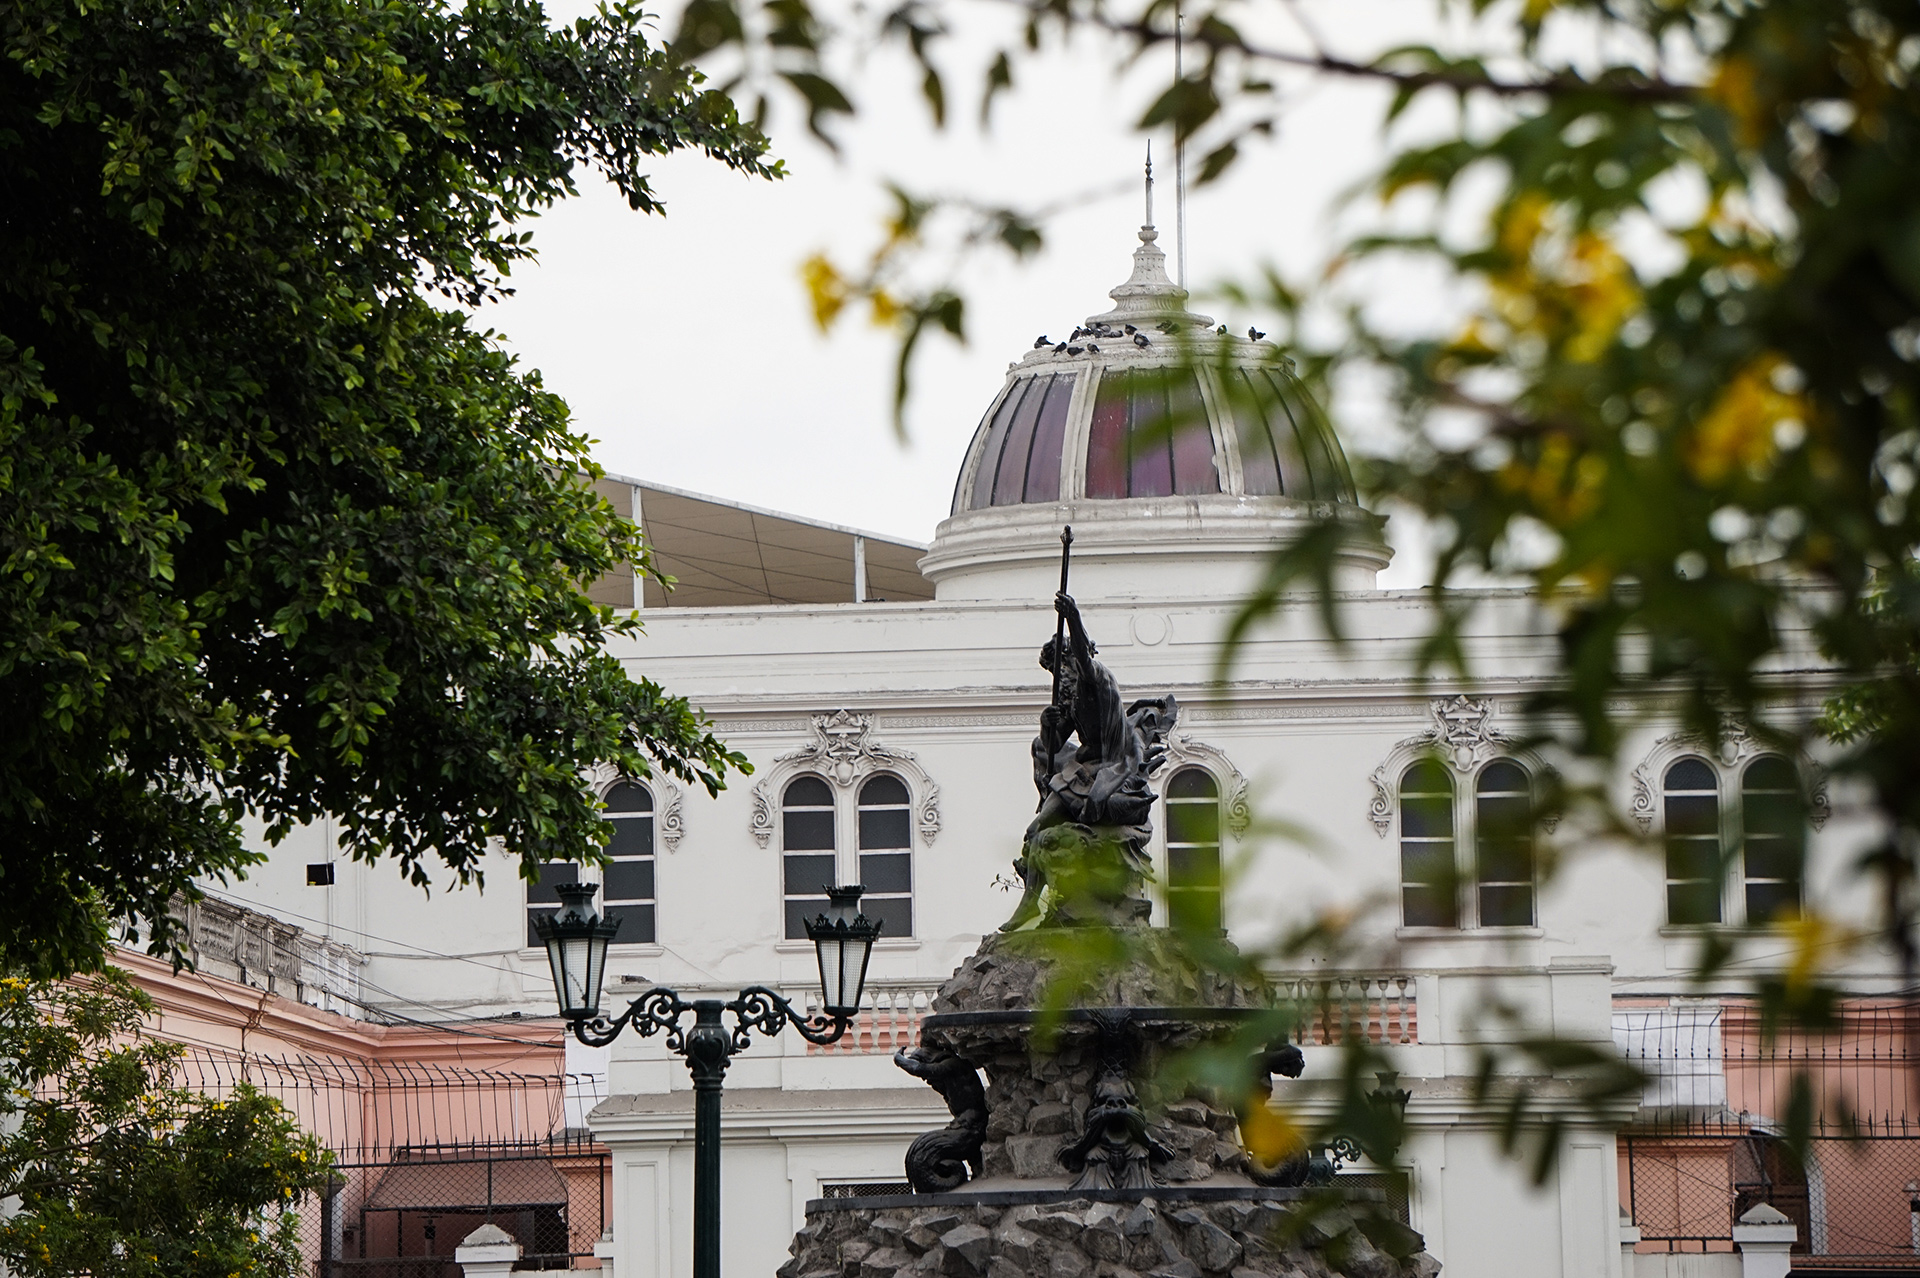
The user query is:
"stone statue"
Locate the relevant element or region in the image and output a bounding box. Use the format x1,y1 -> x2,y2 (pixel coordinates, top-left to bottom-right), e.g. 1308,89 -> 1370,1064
1000,590 -> 1178,932
892,1045 -> 987,1193
1241,1037 -> 1311,1187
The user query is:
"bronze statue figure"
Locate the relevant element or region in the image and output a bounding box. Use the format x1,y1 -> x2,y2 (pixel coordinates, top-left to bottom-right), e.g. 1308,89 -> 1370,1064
1001,588 -> 1178,932
892,1045 -> 988,1192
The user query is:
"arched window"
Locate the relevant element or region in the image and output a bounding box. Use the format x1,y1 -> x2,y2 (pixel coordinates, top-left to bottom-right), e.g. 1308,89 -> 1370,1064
1742,755 -> 1804,923
601,781 -> 656,943
857,775 -> 914,937
1474,759 -> 1536,926
1400,760 -> 1458,928
1664,757 -> 1723,925
1165,768 -> 1223,933
526,780 -> 655,947
782,775 -> 837,939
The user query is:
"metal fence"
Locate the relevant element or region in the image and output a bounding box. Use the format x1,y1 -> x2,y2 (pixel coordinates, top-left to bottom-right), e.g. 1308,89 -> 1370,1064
304,1139 -> 609,1278
164,1047 -> 612,1275
1617,998 -> 1920,1269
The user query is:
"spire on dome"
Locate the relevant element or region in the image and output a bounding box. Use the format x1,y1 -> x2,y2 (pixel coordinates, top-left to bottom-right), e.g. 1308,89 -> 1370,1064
1082,155 -> 1212,330
1144,143 -> 1154,230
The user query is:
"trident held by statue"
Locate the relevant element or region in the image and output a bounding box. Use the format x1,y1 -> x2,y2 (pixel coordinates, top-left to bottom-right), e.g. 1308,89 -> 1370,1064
1051,526 -> 1073,704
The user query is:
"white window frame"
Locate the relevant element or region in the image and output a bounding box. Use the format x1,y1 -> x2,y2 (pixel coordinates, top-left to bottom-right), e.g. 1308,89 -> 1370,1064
1639,745 -> 1820,928
1393,755 -> 1542,932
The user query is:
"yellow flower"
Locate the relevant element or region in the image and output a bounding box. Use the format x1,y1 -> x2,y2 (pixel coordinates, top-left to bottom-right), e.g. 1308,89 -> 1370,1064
1238,1093 -> 1306,1164
800,254 -> 847,332
1689,354 -> 1806,485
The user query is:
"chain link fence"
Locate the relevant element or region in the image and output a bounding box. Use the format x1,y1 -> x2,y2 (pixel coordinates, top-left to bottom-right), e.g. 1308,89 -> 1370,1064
1617,998 -> 1920,1270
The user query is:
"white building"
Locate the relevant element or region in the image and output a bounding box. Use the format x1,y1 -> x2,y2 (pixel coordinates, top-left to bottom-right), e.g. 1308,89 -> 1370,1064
204,216 -> 1909,1278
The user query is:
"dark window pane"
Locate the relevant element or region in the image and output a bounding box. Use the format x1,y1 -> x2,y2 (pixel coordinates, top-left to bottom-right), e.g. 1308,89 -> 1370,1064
1168,768 -> 1218,800
785,897 -> 829,940
785,775 -> 833,807
1478,884 -> 1535,927
1477,836 -> 1532,885
605,782 -> 653,813
1476,794 -> 1530,837
1401,841 -> 1455,885
528,863 -> 575,905
783,809 -> 835,851
1744,835 -> 1803,883
527,906 -> 558,949
1024,377 -> 1074,503
1742,792 -> 1800,837
1169,889 -> 1223,934
860,774 -> 910,806
607,816 -> 653,858
1167,801 -> 1220,846
1746,881 -> 1800,924
1477,759 -> 1528,793
1086,373 -> 1131,498
1665,794 -> 1719,837
1403,885 -> 1457,928
1168,845 -> 1221,889
858,807 -> 911,850
863,895 -> 912,938
1744,754 -> 1797,791
784,853 -> 837,896
605,903 -> 656,945
1400,797 -> 1453,839
1666,835 -> 1722,882
858,852 -> 913,895
1665,757 -> 1716,792
1668,881 -> 1722,925
1402,760 -> 1453,795
605,859 -> 654,902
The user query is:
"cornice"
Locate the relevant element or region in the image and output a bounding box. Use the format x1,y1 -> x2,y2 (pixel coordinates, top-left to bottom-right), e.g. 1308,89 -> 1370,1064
589,1089 -> 946,1143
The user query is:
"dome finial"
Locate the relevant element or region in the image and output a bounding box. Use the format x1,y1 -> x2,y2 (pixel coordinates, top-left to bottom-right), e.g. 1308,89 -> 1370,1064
1144,143 -> 1155,237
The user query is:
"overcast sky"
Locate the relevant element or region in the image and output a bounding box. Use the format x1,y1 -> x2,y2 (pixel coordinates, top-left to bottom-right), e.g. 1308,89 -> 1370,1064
485,1 -> 1457,577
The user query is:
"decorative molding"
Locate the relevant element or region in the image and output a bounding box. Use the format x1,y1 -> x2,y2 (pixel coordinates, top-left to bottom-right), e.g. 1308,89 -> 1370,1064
1155,735 -> 1252,838
1629,723 -> 1830,834
583,766 -> 685,851
749,710 -> 943,848
659,783 -> 685,852
1367,696 -> 1516,838
1364,696 -> 1561,837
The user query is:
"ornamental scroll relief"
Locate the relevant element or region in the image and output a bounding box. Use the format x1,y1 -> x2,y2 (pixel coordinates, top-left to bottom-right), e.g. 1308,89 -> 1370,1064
583,763 -> 685,851
748,710 -> 942,848
1628,721 -> 1831,835
1367,695 -> 1557,837
1154,734 -> 1253,839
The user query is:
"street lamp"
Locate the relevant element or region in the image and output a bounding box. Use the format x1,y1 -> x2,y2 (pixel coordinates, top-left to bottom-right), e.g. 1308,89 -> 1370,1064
535,882 -> 881,1278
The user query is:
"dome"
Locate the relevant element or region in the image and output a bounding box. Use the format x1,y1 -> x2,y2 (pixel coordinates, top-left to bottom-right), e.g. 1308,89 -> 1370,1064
949,225 -> 1357,516
921,217 -> 1387,603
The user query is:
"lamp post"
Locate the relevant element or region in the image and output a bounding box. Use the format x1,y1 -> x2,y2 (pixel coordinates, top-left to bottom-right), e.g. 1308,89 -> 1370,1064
535,882 -> 881,1278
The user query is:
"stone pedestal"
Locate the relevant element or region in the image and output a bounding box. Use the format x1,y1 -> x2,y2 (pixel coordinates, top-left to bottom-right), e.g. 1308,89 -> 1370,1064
777,929 -> 1439,1278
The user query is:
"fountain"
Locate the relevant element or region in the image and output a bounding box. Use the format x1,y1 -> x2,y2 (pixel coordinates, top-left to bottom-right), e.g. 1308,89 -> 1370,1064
779,541 -> 1437,1278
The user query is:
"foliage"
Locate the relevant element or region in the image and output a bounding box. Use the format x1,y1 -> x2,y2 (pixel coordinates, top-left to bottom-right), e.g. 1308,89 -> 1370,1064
0,0 -> 768,975
0,969 -> 333,1278
664,0 -> 1920,1172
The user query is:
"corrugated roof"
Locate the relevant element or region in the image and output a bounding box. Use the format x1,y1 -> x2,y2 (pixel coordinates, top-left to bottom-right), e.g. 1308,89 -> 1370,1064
584,476 -> 932,609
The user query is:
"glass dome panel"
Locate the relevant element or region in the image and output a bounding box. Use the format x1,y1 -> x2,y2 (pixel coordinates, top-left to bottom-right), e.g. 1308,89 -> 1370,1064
963,374 -> 1075,512
1085,367 -> 1219,500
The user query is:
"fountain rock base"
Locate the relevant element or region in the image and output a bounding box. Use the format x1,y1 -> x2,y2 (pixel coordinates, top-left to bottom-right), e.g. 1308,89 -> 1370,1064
781,1189 -> 1437,1278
